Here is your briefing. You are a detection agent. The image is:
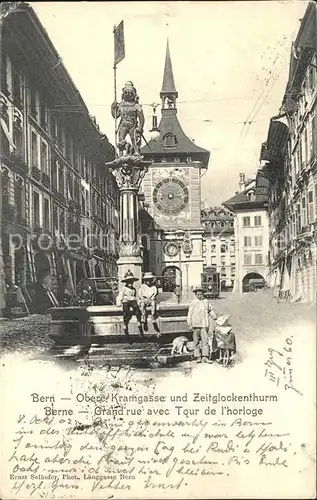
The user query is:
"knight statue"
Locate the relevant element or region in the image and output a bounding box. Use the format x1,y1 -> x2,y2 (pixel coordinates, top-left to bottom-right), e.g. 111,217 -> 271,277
111,81 -> 145,156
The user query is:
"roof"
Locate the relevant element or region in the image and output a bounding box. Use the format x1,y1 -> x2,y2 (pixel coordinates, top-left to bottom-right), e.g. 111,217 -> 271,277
201,206 -> 234,220
3,3 -> 114,159
283,2 -> 317,105
142,40 -> 210,166
160,40 -> 178,97
142,110 -> 210,162
223,178 -> 268,212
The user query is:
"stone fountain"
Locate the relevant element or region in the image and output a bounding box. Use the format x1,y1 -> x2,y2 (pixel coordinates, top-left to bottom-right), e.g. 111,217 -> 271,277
48,81 -> 192,366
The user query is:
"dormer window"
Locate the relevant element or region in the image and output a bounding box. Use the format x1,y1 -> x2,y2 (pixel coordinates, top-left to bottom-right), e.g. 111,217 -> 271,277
247,190 -> 255,201
163,133 -> 177,148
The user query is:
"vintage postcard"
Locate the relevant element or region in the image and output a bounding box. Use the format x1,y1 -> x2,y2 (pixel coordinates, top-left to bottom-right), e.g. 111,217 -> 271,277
0,1 -> 316,499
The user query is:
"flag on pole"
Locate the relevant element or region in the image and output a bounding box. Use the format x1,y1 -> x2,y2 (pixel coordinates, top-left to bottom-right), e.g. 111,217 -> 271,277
114,21 -> 125,66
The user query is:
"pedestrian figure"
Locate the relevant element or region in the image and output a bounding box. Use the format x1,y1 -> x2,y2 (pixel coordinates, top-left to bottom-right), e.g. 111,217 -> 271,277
213,315 -> 237,366
187,286 -> 217,363
175,284 -> 181,304
138,272 -> 160,335
116,271 -> 143,336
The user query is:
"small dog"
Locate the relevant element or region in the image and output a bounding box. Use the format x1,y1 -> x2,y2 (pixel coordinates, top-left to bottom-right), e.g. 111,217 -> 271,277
171,336 -> 190,356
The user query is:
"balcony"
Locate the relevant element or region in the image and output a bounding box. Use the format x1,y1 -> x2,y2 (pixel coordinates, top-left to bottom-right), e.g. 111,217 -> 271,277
1,152 -> 28,176
42,172 -> 51,189
31,166 -> 41,182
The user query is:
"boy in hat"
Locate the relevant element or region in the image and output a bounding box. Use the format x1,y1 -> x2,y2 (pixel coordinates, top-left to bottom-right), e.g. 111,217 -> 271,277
116,271 -> 143,336
138,272 -> 159,333
187,286 -> 217,363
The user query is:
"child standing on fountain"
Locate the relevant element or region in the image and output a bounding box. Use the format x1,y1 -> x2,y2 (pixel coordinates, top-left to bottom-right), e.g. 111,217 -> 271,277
116,271 -> 143,336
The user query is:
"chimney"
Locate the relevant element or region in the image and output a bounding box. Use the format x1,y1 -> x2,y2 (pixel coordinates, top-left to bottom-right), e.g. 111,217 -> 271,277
238,173 -> 245,193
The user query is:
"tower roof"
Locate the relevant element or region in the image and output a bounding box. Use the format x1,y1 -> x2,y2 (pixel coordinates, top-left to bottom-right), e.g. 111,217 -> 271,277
160,40 -> 178,97
142,40 -> 210,166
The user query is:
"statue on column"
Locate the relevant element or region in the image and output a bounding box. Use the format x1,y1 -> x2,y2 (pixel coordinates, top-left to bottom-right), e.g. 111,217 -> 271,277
111,81 -> 145,157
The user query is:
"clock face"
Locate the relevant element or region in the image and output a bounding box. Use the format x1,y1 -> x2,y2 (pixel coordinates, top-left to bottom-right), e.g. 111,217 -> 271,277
153,177 -> 189,214
164,242 -> 179,257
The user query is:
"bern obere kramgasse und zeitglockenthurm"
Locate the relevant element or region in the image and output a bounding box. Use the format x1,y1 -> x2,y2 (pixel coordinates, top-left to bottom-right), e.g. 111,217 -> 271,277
31,392 -> 278,407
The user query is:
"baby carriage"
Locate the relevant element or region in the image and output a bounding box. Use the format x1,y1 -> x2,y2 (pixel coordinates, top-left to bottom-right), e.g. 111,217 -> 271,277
211,315 -> 236,367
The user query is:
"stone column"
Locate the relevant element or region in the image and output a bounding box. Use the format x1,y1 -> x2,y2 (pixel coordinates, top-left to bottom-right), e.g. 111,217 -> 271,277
117,186 -> 143,285
105,155 -> 151,289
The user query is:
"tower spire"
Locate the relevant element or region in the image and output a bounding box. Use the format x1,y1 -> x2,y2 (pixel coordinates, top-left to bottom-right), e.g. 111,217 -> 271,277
160,39 -> 178,109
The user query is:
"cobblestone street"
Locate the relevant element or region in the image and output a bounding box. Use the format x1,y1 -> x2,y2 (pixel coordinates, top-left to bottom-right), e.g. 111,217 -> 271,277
0,290 -> 315,363
0,314 -> 52,358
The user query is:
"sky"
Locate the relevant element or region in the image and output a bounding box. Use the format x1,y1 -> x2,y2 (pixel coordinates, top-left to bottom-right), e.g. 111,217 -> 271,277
31,1 -> 309,206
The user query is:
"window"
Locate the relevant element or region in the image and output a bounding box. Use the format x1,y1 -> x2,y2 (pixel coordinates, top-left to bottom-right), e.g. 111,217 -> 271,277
312,115 -> 316,157
244,253 -> 252,265
51,116 -> 58,140
211,244 -> 216,252
254,235 -> 263,246
304,128 -> 308,164
30,87 -> 37,118
40,103 -> 47,130
307,191 -> 314,223
211,256 -> 216,265
13,68 -> 22,106
296,204 -> 301,233
231,266 -> 235,275
67,174 -> 74,200
244,236 -> 252,247
255,253 -> 263,265
243,216 -> 250,227
53,203 -> 58,230
301,196 -> 307,227
33,191 -> 40,228
52,160 -> 58,191
221,257 -> 226,266
254,216 -> 262,226
31,131 -> 38,167
221,267 -> 226,276
59,208 -> 66,236
41,142 -> 48,174
220,244 -> 227,253
1,50 -> 8,93
13,124 -> 23,157
15,178 -> 24,222
59,165 -> 64,195
43,198 -> 50,231
247,191 -> 255,201
2,169 -> 9,206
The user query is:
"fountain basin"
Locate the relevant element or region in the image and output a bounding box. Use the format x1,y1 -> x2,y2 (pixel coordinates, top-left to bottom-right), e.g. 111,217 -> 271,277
48,303 -> 190,346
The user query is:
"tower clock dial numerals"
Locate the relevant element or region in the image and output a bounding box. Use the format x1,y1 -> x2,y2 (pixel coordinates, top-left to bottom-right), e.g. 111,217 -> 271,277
153,177 -> 189,214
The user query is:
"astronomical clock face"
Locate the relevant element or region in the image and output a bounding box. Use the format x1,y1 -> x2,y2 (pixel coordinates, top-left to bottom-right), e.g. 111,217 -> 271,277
153,177 -> 189,215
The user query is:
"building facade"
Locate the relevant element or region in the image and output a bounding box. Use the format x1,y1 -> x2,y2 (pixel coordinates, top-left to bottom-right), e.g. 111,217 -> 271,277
261,1 -> 317,303
141,42 -> 210,297
0,4 -> 119,306
224,173 -> 270,293
201,206 -> 235,290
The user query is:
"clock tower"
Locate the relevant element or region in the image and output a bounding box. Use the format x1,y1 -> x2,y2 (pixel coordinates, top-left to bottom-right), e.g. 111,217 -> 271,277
140,41 -> 210,298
